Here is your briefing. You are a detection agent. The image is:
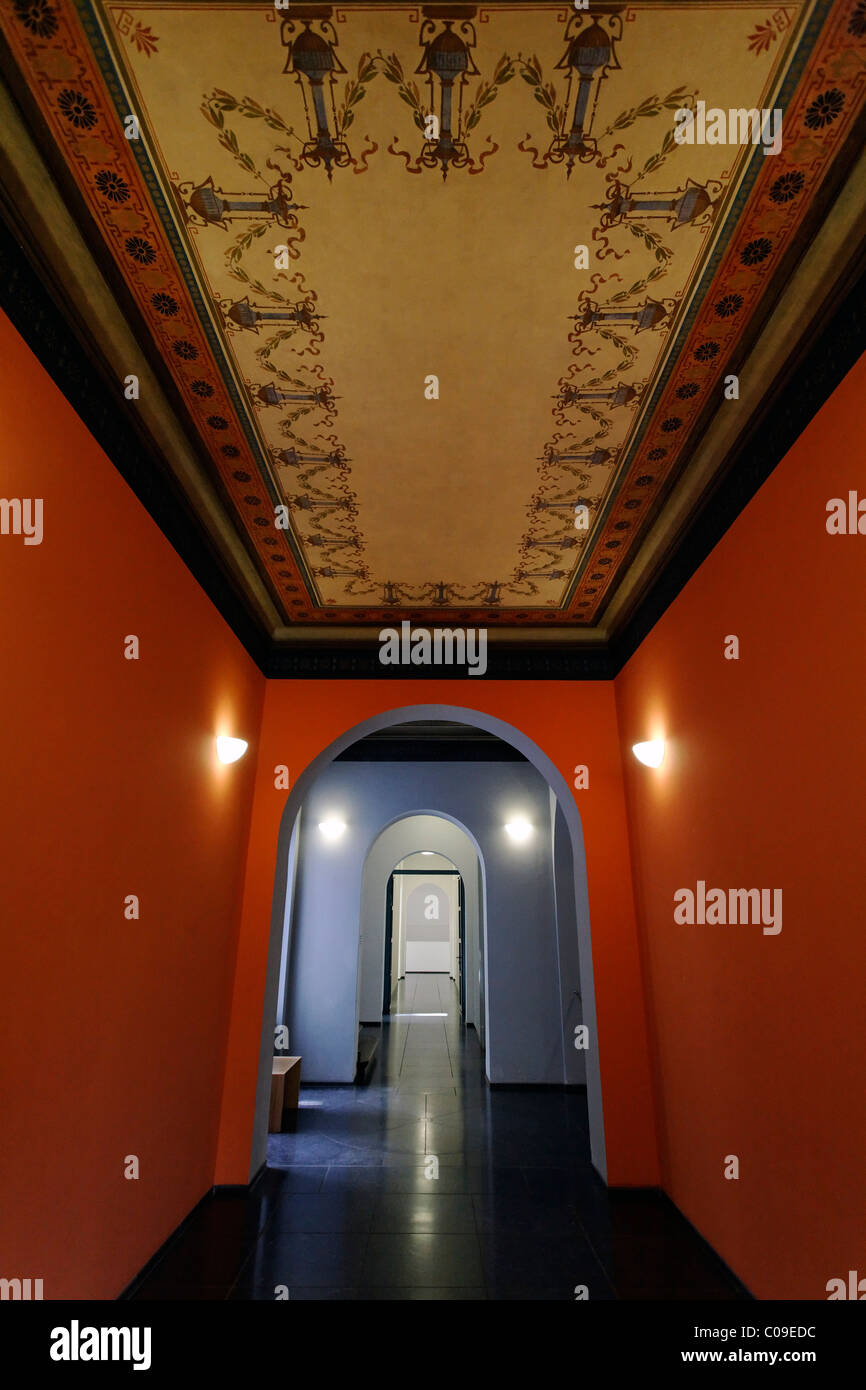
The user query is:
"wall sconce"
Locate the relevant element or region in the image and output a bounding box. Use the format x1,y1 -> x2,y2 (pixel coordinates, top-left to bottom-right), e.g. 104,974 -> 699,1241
505,818 -> 532,842
632,740 -> 665,768
318,817 -> 347,840
216,736 -> 248,764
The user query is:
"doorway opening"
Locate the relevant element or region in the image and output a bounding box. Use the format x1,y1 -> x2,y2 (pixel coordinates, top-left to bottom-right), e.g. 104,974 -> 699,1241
383,852 -> 465,1016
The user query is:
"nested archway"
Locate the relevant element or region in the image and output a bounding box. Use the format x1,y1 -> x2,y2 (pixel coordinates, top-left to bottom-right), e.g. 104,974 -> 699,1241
359,812 -> 482,1035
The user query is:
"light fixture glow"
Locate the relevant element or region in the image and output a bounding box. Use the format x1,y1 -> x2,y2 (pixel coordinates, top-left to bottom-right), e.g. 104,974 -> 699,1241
420,851 -> 435,856
318,817 -> 346,840
505,817 -> 533,842
632,739 -> 665,768
216,736 -> 248,764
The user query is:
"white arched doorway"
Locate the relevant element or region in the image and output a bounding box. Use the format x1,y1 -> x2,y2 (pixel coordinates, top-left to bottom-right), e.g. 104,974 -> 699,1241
358,813 -> 483,1038
250,705 -> 607,1183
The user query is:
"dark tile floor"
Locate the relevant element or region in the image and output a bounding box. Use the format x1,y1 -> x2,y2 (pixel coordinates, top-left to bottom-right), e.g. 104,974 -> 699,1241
130,975 -> 748,1301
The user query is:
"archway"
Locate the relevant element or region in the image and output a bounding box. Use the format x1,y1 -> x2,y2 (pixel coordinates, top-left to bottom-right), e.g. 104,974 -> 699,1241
358,812 -> 484,1037
249,704 -> 607,1183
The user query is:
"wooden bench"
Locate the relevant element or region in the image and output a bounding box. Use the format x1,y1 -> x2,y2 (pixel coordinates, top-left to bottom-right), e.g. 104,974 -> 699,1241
269,1056 -> 302,1133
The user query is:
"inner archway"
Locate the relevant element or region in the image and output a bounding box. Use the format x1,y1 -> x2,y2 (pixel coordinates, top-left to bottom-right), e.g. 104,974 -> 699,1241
358,813 -> 483,1038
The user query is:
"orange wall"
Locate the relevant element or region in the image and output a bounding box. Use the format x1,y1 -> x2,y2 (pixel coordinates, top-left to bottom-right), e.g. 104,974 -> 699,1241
215,680 -> 660,1189
0,313 -> 265,1298
615,354 -> 866,1298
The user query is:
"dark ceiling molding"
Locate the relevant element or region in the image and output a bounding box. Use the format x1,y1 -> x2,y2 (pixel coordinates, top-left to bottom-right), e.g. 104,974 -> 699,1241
0,212 -> 862,681
610,260 -> 866,674
336,740 -> 528,762
267,644 -> 613,679
0,216 -> 272,673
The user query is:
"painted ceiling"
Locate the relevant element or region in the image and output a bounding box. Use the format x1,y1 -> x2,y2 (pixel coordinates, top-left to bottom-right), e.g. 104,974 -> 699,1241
3,0 -> 865,633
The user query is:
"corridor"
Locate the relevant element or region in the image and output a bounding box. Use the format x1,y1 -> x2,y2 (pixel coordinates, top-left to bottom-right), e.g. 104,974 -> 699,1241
129,977 -> 748,1301
3,0 -> 862,1316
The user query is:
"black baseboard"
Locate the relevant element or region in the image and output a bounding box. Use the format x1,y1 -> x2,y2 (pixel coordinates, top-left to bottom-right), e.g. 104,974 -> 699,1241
117,1166 -> 270,1299
118,1163 -> 752,1301
488,1082 -> 588,1093
602,1188 -> 755,1302
116,1190 -> 212,1301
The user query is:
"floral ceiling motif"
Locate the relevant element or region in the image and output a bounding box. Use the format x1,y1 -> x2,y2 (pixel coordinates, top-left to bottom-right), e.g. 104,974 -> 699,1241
3,1 -> 864,627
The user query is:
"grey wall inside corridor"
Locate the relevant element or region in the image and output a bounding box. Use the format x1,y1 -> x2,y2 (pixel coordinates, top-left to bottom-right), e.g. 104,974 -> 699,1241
553,792 -> 586,1085
281,759 -> 583,1085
